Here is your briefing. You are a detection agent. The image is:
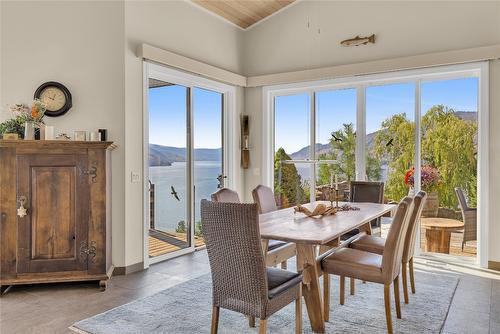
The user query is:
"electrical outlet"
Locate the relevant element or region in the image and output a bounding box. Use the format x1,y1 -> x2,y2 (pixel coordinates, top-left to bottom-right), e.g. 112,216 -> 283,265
131,172 -> 141,183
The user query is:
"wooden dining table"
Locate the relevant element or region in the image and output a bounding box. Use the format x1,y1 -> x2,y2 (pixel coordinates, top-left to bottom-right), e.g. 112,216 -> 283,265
259,201 -> 396,333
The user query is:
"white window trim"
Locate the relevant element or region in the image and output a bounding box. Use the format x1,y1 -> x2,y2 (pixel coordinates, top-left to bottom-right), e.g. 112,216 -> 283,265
262,62 -> 489,268
143,62 -> 237,267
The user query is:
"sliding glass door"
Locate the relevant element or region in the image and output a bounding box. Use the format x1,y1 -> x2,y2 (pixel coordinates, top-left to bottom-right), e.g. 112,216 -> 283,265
148,80 -> 191,257
269,64 -> 483,262
146,64 -> 229,263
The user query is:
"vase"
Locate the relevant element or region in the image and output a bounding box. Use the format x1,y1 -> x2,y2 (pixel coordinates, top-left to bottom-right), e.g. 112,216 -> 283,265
24,122 -> 34,140
421,191 -> 439,217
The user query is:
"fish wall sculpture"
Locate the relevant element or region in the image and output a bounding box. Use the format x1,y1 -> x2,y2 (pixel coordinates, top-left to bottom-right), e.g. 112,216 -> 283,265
341,34 -> 376,47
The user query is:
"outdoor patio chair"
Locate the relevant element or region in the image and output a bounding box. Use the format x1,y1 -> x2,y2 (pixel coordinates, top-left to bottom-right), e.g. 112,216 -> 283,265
455,187 -> 477,250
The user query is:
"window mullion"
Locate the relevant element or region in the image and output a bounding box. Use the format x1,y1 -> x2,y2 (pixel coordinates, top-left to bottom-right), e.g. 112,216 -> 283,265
310,90 -> 316,203
355,85 -> 366,181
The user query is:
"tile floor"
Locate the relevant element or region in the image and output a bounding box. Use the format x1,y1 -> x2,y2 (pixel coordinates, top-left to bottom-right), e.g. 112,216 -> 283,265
0,250 -> 498,334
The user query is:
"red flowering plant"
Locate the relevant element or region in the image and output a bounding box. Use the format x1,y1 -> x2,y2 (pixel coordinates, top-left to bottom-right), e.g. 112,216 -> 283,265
404,165 -> 440,192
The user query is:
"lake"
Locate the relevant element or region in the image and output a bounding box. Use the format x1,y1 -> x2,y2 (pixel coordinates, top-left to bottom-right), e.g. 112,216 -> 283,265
149,161 -> 222,233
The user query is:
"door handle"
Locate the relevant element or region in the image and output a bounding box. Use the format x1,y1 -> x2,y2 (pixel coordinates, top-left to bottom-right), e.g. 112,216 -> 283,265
216,174 -> 227,189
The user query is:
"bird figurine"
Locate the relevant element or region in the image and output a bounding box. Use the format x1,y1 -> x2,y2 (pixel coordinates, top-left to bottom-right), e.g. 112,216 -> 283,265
331,133 -> 343,142
386,138 -> 394,147
170,186 -> 180,201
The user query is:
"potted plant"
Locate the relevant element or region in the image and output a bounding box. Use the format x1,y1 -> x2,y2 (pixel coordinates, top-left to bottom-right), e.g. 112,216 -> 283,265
0,116 -> 26,139
6,100 -> 46,140
405,166 -> 440,217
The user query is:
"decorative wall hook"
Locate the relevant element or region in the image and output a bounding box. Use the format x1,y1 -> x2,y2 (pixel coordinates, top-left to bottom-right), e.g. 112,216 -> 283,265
17,196 -> 28,218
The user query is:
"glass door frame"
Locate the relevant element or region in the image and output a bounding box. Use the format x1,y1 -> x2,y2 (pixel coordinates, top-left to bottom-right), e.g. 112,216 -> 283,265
262,62 -> 489,268
143,62 -> 236,266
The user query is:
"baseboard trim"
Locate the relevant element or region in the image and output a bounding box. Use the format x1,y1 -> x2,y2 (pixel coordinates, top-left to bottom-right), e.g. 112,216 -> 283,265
113,262 -> 144,276
488,261 -> 500,271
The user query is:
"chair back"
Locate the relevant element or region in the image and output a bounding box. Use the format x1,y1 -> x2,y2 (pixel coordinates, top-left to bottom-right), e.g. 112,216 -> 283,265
381,196 -> 413,283
455,187 -> 477,243
455,187 -> 469,212
252,185 -> 278,214
211,188 -> 240,203
200,200 -> 268,316
350,181 -> 384,203
402,191 -> 427,263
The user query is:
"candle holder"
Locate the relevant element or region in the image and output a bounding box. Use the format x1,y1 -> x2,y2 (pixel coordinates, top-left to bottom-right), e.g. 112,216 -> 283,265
328,186 -> 342,209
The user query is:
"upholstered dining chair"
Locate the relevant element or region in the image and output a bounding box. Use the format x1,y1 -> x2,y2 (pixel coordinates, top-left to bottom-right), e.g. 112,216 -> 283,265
349,191 -> 427,304
319,196 -> 414,334
340,181 -> 385,295
252,184 -> 278,214
252,185 -> 295,269
211,187 -> 240,203
201,200 -> 303,334
455,187 -> 477,251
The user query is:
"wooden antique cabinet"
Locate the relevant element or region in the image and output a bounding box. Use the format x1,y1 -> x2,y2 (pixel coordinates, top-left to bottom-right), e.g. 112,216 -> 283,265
0,140 -> 113,292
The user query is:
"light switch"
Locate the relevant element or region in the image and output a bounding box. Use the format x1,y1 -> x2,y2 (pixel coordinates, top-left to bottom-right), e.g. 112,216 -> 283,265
131,172 -> 141,183
253,168 -> 260,176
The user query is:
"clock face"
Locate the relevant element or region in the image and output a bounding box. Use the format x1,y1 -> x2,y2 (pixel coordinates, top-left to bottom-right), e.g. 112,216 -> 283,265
39,87 -> 67,111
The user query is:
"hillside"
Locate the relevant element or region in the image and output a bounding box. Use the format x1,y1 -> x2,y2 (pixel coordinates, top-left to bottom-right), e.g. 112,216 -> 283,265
149,144 -> 221,166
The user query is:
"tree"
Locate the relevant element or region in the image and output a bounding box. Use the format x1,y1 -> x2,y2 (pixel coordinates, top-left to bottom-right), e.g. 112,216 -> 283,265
421,105 -> 477,208
274,148 -> 306,207
318,123 -> 381,185
373,106 -> 477,209
373,113 -> 415,202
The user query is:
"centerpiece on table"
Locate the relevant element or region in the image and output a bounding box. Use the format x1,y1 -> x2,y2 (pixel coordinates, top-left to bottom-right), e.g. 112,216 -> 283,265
405,166 -> 440,217
1,100 -> 46,140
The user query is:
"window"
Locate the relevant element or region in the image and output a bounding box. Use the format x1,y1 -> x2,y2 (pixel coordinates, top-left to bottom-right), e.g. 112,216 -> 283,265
265,62 -> 487,265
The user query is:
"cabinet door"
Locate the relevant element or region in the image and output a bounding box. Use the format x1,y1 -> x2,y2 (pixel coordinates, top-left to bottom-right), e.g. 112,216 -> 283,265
17,154 -> 89,273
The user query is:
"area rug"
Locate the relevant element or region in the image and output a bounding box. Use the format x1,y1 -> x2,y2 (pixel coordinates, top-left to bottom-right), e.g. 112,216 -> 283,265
70,269 -> 458,334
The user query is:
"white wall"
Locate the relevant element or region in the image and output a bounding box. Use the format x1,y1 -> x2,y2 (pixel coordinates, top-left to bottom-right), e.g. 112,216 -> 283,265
0,1 -> 128,266
123,0 -> 244,266
243,0 -> 500,76
489,59 -> 500,263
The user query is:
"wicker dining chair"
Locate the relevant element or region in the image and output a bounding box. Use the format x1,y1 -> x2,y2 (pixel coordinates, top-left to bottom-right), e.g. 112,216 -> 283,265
201,200 -> 303,334
252,185 -> 296,269
211,188 -> 240,203
319,196 -> 414,334
455,187 -> 477,250
349,191 -> 427,304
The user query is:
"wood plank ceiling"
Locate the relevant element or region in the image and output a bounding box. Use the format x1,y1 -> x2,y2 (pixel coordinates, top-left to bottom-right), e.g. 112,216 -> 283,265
192,0 -> 295,29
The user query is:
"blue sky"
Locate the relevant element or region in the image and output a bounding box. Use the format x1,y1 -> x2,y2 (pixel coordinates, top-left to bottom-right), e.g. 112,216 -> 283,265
149,78 -> 478,153
149,85 -> 222,148
275,78 -> 478,154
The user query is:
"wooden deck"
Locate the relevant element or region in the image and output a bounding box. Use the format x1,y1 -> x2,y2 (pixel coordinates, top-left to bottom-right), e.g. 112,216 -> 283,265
380,218 -> 476,258
148,229 -> 205,258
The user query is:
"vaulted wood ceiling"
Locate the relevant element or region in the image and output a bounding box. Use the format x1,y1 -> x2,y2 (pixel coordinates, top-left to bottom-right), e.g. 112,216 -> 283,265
192,0 -> 295,29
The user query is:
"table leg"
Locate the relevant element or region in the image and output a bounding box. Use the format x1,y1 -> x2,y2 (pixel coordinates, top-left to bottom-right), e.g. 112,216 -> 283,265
425,229 -> 452,253
296,244 -> 325,333
358,222 -> 372,236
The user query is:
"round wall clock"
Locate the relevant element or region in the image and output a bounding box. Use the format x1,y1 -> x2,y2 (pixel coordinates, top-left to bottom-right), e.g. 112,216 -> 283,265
34,81 -> 72,117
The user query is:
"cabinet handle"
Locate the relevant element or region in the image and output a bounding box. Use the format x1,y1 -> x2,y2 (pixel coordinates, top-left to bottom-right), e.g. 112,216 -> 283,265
79,165 -> 97,183
17,196 -> 28,218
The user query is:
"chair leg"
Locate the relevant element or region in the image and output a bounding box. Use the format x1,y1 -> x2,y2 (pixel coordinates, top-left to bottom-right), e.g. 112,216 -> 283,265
384,284 -> 393,334
462,241 -> 465,251
394,276 -> 401,319
211,306 -> 220,334
402,262 -> 409,304
350,277 -> 355,295
259,319 -> 268,334
296,285 -> 302,334
248,316 -> 255,328
340,276 -> 345,305
323,272 -> 330,322
409,257 -> 416,294
281,261 -> 287,270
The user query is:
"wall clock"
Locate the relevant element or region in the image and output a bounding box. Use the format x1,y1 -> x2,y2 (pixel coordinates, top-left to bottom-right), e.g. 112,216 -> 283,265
34,81 -> 72,117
